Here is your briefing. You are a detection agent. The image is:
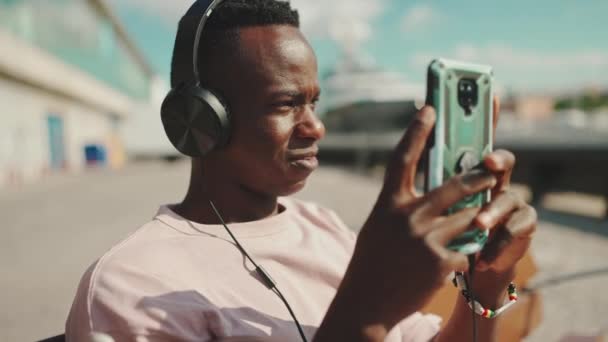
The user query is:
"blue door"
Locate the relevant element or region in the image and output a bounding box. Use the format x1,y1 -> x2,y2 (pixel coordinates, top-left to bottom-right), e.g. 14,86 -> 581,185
47,115 -> 66,170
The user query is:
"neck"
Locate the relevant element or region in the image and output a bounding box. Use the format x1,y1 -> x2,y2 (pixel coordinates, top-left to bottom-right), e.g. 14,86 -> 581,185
174,160 -> 280,224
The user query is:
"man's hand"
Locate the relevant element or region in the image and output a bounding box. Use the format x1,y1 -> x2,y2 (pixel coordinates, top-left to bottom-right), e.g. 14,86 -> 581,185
315,97 -> 537,342
436,97 -> 538,342
315,106 -> 499,341
474,149 -> 537,275
436,149 -> 538,342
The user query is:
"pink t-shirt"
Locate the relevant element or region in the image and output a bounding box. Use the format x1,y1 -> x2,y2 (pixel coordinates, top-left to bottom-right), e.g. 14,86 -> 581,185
66,197 -> 440,341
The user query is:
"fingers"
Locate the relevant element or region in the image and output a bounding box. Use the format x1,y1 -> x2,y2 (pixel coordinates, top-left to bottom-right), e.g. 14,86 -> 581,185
429,207 -> 481,245
476,227 -> 512,271
475,190 -> 524,229
383,106 -> 436,201
425,208 -> 480,272
504,205 -> 537,238
483,149 -> 515,194
484,149 -> 515,173
492,95 -> 500,139
444,250 -> 470,273
417,169 -> 496,217
477,205 -> 537,271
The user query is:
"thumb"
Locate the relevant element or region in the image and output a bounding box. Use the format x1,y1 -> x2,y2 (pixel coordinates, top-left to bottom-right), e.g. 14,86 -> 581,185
382,106 -> 435,201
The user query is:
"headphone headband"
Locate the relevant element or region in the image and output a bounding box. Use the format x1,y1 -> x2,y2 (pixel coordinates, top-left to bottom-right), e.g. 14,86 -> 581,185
191,0 -> 226,85
161,0 -> 231,157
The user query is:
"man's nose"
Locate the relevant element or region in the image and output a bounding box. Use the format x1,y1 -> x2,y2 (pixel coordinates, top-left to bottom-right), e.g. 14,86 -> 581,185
295,106 -> 326,141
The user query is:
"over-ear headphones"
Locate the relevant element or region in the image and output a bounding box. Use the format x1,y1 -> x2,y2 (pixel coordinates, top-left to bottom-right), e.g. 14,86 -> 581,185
161,0 -> 230,158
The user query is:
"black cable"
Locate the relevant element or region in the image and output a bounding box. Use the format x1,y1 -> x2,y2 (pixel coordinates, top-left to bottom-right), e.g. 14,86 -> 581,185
209,200 -> 308,342
209,200 -> 256,264
274,288 -> 308,341
467,254 -> 477,342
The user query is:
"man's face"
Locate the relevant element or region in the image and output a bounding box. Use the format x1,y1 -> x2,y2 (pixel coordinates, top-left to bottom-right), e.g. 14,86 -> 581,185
208,25 -> 325,196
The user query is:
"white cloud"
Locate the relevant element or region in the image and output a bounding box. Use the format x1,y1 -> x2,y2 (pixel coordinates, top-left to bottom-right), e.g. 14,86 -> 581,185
110,0 -> 387,57
293,0 -> 386,65
291,0 -> 385,44
107,0 -> 192,26
411,43 -> 608,69
410,43 -> 608,91
108,0 -> 386,38
401,4 -> 440,33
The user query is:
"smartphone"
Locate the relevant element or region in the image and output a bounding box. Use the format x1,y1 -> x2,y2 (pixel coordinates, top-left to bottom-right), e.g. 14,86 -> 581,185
424,58 -> 494,255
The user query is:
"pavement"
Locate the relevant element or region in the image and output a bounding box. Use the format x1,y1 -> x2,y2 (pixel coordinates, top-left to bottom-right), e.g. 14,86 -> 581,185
1,160 -> 607,341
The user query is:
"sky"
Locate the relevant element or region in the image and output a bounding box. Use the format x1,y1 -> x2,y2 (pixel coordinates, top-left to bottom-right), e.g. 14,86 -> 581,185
108,0 -> 608,94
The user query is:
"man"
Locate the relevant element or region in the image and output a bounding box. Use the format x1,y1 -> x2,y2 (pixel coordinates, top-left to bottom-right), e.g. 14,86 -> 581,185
66,0 -> 537,341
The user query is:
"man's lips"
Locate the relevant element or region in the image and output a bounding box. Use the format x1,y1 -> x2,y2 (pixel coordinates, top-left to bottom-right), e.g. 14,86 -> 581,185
287,147 -> 319,171
286,147 -> 319,161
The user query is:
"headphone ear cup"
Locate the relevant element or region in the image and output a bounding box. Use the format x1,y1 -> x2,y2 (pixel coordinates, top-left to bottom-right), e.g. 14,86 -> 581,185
161,84 -> 230,157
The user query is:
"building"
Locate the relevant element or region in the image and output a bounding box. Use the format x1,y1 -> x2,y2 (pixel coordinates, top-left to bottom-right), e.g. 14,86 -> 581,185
0,0 -> 155,187
500,93 -> 556,120
321,57 -> 424,132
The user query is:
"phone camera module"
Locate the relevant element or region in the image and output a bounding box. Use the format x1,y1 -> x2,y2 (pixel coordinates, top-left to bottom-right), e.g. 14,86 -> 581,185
457,78 -> 478,115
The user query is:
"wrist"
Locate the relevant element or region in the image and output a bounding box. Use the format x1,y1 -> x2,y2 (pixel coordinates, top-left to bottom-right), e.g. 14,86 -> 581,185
470,267 -> 515,307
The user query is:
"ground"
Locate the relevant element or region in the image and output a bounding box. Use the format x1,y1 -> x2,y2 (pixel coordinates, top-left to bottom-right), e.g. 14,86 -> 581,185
1,160 -> 606,341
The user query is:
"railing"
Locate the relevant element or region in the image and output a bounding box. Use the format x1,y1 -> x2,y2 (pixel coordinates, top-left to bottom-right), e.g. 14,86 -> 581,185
319,120 -> 608,217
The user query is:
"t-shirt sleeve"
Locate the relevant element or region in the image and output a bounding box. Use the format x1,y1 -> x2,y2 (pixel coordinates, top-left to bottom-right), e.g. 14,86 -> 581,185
392,312 -> 442,342
67,259 -> 230,342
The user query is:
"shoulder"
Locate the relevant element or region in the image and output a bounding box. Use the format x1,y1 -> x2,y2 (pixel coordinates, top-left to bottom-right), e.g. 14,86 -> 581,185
81,213 -> 216,302
281,197 -> 356,240
89,219 -> 174,284
67,220 -> 171,326
66,218 -> 222,340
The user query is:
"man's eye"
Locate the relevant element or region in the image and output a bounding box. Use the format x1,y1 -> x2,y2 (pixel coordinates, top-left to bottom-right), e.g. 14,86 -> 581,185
275,101 -> 296,109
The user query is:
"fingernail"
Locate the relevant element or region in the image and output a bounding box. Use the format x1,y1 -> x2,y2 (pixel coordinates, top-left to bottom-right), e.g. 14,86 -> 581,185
490,177 -> 497,187
486,154 -> 502,169
417,107 -> 436,124
462,169 -> 495,186
476,212 -> 493,228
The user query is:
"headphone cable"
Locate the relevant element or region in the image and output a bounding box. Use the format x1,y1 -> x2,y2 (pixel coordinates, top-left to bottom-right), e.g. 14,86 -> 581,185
467,254 -> 477,342
189,2 -> 305,339
209,200 -> 308,342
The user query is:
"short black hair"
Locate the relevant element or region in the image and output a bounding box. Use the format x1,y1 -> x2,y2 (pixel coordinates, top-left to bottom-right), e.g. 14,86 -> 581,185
170,0 -> 300,88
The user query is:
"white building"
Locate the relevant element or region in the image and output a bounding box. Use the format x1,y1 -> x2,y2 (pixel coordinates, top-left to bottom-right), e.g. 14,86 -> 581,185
321,55 -> 424,132
323,64 -> 424,114
0,0 -> 156,187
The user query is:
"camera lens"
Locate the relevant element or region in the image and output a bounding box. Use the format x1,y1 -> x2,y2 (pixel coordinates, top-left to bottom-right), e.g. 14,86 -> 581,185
457,78 -> 478,114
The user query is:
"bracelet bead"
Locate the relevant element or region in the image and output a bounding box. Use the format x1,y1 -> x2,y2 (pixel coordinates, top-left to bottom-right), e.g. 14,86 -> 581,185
453,272 -> 518,319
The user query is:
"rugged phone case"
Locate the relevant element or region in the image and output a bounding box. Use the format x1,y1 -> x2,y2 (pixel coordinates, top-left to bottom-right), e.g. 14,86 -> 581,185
425,58 -> 494,254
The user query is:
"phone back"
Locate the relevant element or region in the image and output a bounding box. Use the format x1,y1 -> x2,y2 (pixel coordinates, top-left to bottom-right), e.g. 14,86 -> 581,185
425,58 -> 494,253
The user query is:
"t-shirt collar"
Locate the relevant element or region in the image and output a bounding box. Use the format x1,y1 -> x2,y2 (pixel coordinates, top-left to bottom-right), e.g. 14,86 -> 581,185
154,197 -> 294,238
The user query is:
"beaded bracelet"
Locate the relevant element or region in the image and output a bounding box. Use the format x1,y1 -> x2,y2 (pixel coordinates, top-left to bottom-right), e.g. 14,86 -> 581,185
453,272 -> 518,318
